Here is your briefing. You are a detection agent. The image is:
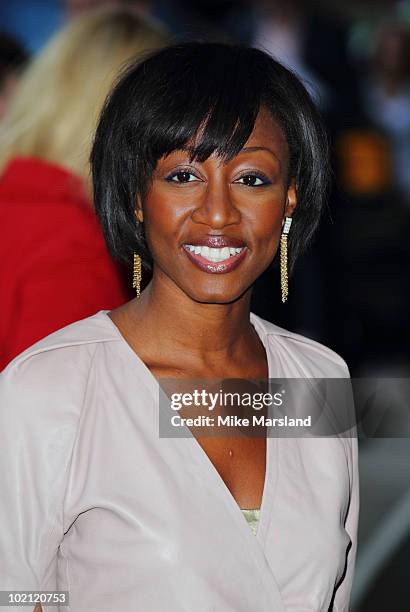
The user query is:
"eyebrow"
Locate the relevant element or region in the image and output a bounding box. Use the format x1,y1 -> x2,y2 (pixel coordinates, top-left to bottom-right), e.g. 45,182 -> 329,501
240,146 -> 281,164
178,144 -> 282,167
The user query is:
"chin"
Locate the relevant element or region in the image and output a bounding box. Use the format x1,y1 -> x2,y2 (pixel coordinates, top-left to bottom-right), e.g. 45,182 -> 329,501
184,283 -> 249,305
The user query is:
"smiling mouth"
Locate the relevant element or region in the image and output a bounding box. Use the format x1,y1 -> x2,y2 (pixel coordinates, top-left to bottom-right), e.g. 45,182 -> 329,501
182,244 -> 247,273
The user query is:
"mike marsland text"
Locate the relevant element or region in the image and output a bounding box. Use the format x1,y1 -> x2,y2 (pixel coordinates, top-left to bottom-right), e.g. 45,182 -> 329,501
170,414 -> 312,428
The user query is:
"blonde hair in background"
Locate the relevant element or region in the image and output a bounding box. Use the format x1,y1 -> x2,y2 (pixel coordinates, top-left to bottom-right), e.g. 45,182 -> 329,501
0,6 -> 168,185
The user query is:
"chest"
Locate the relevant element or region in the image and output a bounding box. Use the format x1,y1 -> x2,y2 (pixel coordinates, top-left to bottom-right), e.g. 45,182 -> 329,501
195,436 -> 266,509
63,395 -> 351,612
147,360 -> 269,509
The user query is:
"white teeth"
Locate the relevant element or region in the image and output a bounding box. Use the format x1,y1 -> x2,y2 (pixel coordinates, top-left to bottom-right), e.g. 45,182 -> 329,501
185,244 -> 244,262
221,247 -> 230,259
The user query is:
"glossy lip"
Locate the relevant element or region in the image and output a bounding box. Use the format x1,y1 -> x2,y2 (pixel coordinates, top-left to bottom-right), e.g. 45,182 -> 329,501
182,245 -> 248,274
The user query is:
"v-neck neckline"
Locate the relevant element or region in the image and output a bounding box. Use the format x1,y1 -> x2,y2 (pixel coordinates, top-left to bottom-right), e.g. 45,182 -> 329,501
98,309 -> 278,547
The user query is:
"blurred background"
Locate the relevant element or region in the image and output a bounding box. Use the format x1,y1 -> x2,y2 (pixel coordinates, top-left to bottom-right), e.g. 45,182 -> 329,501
0,0 -> 409,609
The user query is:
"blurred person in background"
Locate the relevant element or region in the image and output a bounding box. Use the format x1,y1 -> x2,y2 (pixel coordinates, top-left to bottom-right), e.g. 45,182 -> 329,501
251,0 -> 361,124
0,5 -> 168,371
0,31 -> 29,120
0,0 -> 153,54
360,21 -> 410,204
252,0 -> 328,106
327,14 -> 410,375
65,0 -> 151,17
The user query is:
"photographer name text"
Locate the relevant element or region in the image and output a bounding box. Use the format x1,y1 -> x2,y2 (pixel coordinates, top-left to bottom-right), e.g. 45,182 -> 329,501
170,414 -> 312,428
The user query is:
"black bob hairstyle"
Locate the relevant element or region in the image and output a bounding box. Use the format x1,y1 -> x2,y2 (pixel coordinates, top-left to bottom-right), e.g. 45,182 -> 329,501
91,41 -> 330,275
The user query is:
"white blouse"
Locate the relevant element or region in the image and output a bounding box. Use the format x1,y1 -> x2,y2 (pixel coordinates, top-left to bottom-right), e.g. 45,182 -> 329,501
0,310 -> 359,612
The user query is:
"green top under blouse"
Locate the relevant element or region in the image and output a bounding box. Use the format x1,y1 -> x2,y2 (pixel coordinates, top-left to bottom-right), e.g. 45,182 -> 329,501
241,509 -> 261,536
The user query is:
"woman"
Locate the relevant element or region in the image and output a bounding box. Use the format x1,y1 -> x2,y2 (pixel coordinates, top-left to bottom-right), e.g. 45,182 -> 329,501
0,6 -> 167,370
0,42 -> 358,612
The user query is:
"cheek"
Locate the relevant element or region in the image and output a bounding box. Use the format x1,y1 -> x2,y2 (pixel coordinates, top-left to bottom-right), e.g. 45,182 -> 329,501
247,202 -> 284,248
142,196 -> 183,251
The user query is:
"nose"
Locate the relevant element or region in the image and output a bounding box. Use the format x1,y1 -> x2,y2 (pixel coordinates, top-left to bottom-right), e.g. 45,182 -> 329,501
191,178 -> 241,229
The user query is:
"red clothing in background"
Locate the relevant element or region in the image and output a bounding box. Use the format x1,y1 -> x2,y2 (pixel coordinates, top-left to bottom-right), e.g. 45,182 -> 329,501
0,157 -> 131,371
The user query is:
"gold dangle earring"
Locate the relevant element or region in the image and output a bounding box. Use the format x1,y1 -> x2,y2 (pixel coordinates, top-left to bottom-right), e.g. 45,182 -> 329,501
280,217 -> 292,303
132,253 -> 142,298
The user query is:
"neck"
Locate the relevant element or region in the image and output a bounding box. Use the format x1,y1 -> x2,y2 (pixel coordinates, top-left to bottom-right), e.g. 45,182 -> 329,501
130,272 -> 257,361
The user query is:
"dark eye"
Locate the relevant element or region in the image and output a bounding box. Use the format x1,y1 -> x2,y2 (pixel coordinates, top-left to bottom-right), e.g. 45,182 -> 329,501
235,174 -> 272,187
166,171 -> 198,183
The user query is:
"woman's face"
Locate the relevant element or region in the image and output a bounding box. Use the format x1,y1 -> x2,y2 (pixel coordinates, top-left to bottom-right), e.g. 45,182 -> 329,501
137,106 -> 297,304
